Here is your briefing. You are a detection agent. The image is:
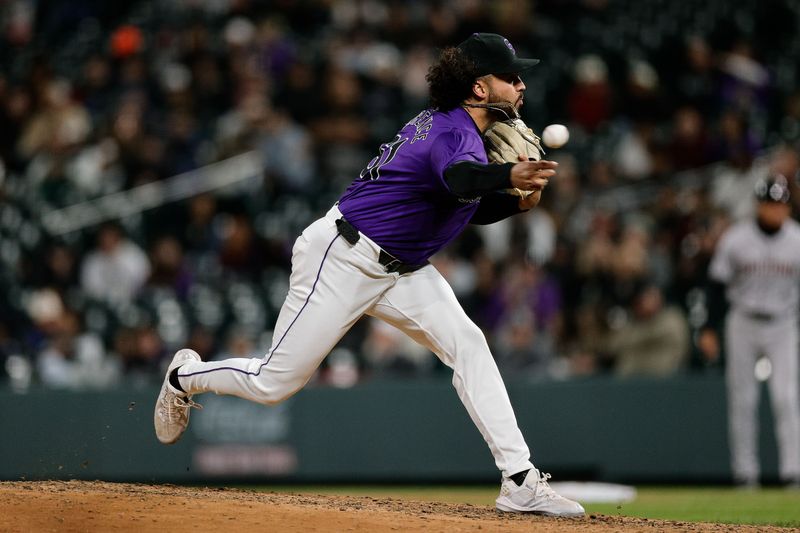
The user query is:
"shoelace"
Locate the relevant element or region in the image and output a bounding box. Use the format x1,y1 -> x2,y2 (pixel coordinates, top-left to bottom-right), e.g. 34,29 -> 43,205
164,394 -> 202,421
530,471 -> 559,500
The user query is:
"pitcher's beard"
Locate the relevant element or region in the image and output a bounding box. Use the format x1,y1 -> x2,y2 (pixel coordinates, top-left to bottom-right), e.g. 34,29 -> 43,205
464,98 -> 520,121
486,100 -> 519,120
486,90 -> 522,119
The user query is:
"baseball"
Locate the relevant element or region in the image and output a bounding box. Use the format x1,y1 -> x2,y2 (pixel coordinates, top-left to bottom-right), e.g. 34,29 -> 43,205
542,124 -> 569,149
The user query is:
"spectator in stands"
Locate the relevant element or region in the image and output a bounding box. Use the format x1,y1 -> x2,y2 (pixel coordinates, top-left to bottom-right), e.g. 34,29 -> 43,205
163,109 -> 205,175
781,90 -> 800,144
613,121 -> 657,181
575,208 -> 618,287
184,326 -> 216,362
494,261 -> 561,377
24,288 -> 66,353
709,110 -> 765,220
80,222 -> 150,305
111,92 -> 152,188
460,252 -> 506,337
309,67 -> 370,187
2,0 -> 800,388
668,106 -> 713,171
603,282 -> 690,378
17,78 -> 91,160
217,213 -> 271,280
610,220 -> 652,288
75,54 -> 115,123
567,54 -> 613,134
215,89 -> 270,158
361,318 -> 433,377
257,106 -> 315,194
717,39 -> 770,134
674,35 -> 717,112
274,59 -> 321,126
215,326 -> 259,361
36,308 -> 118,389
181,193 -> 220,258
114,324 -> 167,383
494,306 -> 553,379
0,83 -> 33,171
0,320 -> 31,392
524,208 -> 557,266
66,135 -> 126,198
23,242 -> 79,295
562,303 -> 607,377
542,154 -> 583,236
145,235 -> 193,301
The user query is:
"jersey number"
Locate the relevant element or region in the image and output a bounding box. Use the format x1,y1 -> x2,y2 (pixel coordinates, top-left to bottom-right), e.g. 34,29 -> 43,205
359,135 -> 407,181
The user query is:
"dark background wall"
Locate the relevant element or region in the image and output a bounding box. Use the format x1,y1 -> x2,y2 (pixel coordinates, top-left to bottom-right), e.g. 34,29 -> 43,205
0,375 -> 780,484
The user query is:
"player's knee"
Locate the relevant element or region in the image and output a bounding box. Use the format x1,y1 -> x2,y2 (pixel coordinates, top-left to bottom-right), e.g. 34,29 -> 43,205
251,378 -> 302,406
252,391 -> 289,406
470,322 -> 489,343
458,323 -> 491,354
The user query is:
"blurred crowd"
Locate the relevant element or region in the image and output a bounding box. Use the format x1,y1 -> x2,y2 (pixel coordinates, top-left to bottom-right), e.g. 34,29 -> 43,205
2,0 -> 800,390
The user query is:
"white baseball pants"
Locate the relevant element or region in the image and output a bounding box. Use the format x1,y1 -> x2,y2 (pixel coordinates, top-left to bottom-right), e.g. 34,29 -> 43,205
725,309 -> 800,483
177,205 -> 534,477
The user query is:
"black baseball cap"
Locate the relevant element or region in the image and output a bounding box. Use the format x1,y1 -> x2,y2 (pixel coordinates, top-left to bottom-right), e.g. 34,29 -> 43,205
755,174 -> 791,203
457,33 -> 540,76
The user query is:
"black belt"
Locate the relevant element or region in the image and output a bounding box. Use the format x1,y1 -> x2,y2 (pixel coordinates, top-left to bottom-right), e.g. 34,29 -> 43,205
335,217 -> 427,275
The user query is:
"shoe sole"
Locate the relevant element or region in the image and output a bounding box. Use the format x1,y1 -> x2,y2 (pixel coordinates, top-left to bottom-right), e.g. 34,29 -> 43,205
154,381 -> 183,445
154,349 -> 201,444
496,500 -> 585,517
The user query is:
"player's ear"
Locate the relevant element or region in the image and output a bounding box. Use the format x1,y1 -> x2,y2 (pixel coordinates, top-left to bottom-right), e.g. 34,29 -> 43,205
472,79 -> 488,101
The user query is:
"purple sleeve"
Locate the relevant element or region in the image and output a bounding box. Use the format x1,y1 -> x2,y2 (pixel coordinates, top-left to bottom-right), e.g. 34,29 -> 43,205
430,130 -> 488,190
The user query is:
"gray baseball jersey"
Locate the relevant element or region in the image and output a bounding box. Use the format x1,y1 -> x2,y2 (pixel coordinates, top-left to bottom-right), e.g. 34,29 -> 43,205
709,218 -> 800,318
709,217 -> 800,484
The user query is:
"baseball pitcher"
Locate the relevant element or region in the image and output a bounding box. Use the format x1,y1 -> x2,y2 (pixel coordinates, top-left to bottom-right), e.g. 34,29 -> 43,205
154,33 -> 584,516
704,174 -> 800,487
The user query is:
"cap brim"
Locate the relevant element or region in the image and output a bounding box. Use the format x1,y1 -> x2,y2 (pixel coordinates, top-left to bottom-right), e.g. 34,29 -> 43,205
494,58 -> 540,74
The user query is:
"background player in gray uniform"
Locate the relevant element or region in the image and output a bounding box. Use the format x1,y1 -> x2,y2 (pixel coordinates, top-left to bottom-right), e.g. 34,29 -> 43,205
154,33 -> 584,517
704,174 -> 800,487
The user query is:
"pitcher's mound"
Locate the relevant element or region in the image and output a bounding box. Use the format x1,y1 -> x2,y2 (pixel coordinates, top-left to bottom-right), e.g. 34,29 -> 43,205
0,480 -> 782,532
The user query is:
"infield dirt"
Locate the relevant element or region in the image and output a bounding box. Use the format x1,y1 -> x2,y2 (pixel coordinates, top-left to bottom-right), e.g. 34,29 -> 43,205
0,480 -> 795,532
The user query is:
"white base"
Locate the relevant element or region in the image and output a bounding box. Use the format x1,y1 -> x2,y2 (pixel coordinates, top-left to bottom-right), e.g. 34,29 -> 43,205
548,482 -> 637,504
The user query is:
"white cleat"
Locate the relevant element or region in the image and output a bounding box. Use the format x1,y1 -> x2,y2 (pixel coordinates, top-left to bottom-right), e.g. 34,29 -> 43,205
154,349 -> 202,444
496,468 -> 585,517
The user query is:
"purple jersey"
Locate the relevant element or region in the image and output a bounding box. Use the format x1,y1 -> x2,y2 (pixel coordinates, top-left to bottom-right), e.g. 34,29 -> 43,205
338,107 -> 487,265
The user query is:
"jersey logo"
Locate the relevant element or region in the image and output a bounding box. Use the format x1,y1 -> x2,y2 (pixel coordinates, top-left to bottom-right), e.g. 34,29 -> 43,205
359,135 -> 408,181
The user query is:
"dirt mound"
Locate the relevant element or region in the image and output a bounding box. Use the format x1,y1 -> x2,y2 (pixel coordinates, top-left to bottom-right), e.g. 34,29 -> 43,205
0,480 -> 790,532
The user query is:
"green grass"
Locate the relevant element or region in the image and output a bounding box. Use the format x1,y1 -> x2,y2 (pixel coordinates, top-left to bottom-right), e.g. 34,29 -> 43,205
248,485 -> 800,527
586,487 -> 800,528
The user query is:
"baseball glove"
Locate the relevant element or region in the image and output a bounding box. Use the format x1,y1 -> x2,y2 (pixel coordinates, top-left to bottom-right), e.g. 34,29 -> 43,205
481,105 -> 545,198
484,119 -> 544,164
